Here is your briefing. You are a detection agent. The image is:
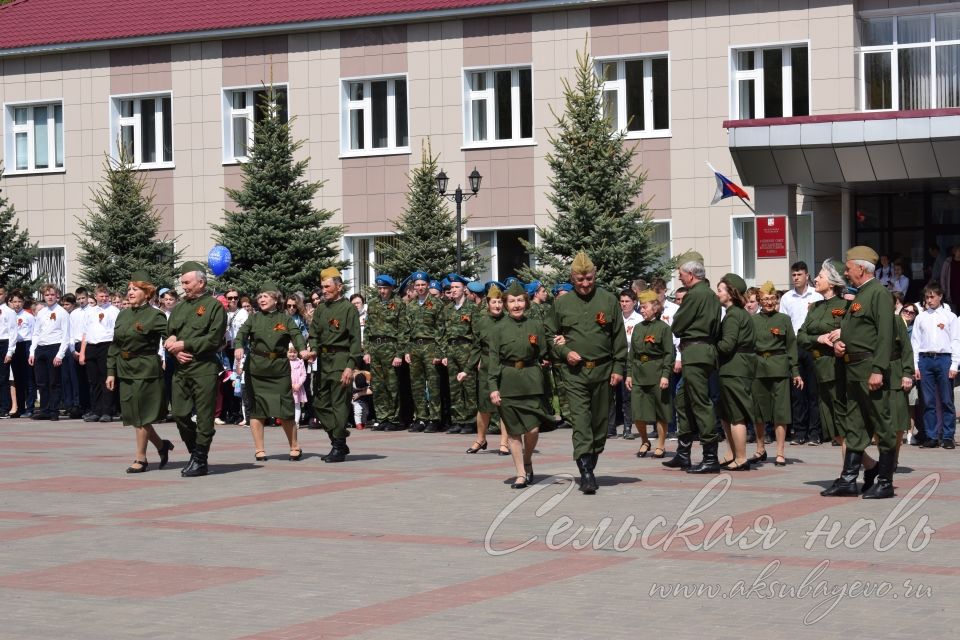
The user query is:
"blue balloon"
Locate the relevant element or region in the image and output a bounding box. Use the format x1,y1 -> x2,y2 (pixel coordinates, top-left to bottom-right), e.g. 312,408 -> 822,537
208,245 -> 232,277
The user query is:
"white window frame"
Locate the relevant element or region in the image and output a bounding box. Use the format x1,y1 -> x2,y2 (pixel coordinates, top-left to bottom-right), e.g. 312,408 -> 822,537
221,84 -> 289,164
462,65 -> 536,149
465,226 -> 535,282
858,9 -> 960,111
729,40 -> 811,120
342,233 -> 398,294
109,92 -> 174,169
596,53 -> 672,139
730,215 -> 757,286
339,74 -> 410,158
3,100 -> 65,175
650,219 -> 673,266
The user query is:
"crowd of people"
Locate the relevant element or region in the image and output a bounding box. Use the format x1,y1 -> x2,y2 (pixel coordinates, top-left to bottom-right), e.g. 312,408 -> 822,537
0,243 -> 955,497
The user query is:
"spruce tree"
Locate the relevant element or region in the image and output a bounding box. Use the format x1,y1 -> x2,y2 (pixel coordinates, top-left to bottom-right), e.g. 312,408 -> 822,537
521,46 -> 668,291
75,153 -> 180,291
0,170 -> 42,291
376,142 -> 485,281
212,86 -> 344,295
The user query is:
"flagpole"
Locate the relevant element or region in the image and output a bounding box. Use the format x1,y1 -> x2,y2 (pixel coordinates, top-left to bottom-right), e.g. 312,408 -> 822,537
706,161 -> 755,213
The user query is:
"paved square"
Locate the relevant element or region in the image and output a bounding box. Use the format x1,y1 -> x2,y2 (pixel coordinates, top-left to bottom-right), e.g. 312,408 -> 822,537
0,417 -> 957,639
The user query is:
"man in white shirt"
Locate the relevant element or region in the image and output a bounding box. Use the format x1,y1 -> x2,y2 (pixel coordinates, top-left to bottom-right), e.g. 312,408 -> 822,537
29,284 -> 70,421
79,284 -> 119,422
7,290 -> 36,417
609,288 -> 643,439
779,261 -> 824,445
67,291 -> 90,417
0,286 -> 16,418
912,283 -> 960,449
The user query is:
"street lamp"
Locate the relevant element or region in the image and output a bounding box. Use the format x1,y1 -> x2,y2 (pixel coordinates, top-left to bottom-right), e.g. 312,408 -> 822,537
437,167 -> 482,274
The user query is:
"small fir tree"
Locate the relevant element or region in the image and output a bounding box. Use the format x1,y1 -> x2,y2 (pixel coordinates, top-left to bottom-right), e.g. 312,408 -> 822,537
521,45 -> 668,290
376,141 -> 485,281
75,153 -> 180,291
0,169 -> 42,291
212,86 -> 344,295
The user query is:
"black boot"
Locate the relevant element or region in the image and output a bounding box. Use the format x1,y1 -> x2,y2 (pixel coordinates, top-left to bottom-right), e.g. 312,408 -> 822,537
576,455 -> 597,494
323,438 -> 350,463
820,450 -> 862,496
181,445 -> 209,477
662,438 -> 692,469
686,441 -> 722,474
862,450 -> 895,499
861,462 -> 880,494
320,432 -> 336,461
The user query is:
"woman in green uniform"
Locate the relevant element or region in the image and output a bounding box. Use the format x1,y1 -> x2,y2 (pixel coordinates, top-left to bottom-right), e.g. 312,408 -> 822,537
488,283 -> 552,488
234,281 -> 309,462
715,274 -> 756,471
467,285 -> 509,455
625,290 -> 674,459
105,271 -> 175,474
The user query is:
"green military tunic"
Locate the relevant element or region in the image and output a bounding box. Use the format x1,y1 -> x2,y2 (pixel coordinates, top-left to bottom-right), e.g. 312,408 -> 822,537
472,309 -> 504,414
107,303 -> 167,427
628,318 -> 674,424
363,295 -> 405,425
308,296 -> 362,439
546,287 -> 627,459
889,315 -> 914,432
167,292 -> 227,450
440,298 -> 479,425
488,313 -> 551,435
751,310 -> 799,424
838,277 -> 895,452
797,296 -> 848,440
402,295 -> 444,423
716,305 -> 756,424
671,280 -> 722,443
235,309 -> 306,420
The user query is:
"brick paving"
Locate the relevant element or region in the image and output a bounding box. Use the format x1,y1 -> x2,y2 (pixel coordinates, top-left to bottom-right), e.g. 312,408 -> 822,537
0,418 -> 957,639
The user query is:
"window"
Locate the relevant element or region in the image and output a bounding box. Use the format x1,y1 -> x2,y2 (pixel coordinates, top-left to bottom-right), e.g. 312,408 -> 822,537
859,12 -> 960,110
732,217 -> 757,285
341,76 -> 409,156
467,228 -> 533,281
110,94 -> 173,167
731,44 -> 809,119
598,56 -> 671,136
222,86 -> 288,162
650,220 -> 672,267
4,102 -> 64,173
343,235 -> 398,293
463,67 -> 533,146
32,247 -> 66,295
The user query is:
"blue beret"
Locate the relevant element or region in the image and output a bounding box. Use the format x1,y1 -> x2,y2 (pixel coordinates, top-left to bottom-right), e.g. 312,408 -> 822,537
552,282 -> 574,296
525,280 -> 542,296
410,271 -> 430,283
429,280 -> 442,291
440,278 -> 451,290
503,276 -> 519,287
375,274 -> 396,287
484,280 -> 506,294
466,281 -> 485,294
446,273 -> 469,285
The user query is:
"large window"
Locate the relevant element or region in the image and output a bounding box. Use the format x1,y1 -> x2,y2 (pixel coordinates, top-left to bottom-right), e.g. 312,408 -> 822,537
222,86 -> 288,163
599,55 -> 671,136
341,76 -> 409,156
731,43 -> 809,119
463,67 -> 534,146
732,217 -> 757,285
860,12 -> 960,110
4,102 -> 64,173
110,94 -> 173,167
343,235 -> 398,293
468,228 -> 533,282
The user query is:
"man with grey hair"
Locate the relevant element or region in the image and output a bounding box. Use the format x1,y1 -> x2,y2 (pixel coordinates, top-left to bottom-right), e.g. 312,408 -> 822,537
663,251 -> 723,472
165,262 -> 227,477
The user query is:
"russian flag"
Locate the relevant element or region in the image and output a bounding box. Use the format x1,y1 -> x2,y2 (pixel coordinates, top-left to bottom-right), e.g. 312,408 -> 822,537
707,162 -> 750,205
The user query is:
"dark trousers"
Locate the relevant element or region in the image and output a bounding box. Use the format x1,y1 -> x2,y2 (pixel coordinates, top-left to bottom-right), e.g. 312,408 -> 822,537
0,340 -> 10,415
60,352 -> 80,409
919,353 -> 955,442
11,341 -> 35,415
33,344 -> 62,415
86,342 -> 117,417
790,349 -> 821,441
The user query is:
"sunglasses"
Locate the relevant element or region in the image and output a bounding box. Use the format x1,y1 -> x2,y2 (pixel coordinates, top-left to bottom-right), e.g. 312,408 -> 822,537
286,303 -> 297,308
226,296 -> 239,300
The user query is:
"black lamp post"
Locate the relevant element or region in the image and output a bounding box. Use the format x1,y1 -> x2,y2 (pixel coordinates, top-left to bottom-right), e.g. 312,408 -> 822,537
437,167 -> 482,274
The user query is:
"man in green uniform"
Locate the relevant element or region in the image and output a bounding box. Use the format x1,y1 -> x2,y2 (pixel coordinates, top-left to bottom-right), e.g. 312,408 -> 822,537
830,246 -> 896,498
664,251 -> 722,472
546,252 -> 627,494
364,275 -> 405,432
440,273 -> 479,434
306,267 -> 362,463
403,271 -> 445,432
164,261 -> 227,477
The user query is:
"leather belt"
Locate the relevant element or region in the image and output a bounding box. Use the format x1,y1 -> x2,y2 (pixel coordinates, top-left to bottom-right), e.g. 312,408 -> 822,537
120,350 -> 156,360
252,349 -> 282,360
678,339 -> 714,351
638,353 -> 665,363
581,355 -> 612,369
368,336 -> 397,344
320,346 -> 348,354
757,349 -> 787,358
919,352 -> 949,358
843,351 -> 872,364
502,358 -> 537,369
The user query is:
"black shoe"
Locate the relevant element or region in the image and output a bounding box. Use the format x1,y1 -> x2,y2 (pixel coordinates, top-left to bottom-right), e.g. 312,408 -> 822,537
774,455 -> 786,467
83,414 -> 101,422
750,451 -> 768,465
408,420 -> 426,433
466,440 -> 487,454
289,448 -> 303,461
662,439 -> 692,469
157,440 -> 174,469
686,441 -> 722,474
861,463 -> 880,494
68,408 -> 84,419
323,438 -> 349,463
606,431 -> 618,439
99,415 -> 112,423
862,451 -> 895,499
445,424 -> 462,434
126,460 -> 148,473
370,422 -> 385,431
31,412 -> 50,420
384,422 -> 404,432
576,455 -> 597,494
181,448 -> 209,477
821,450 -> 862,497
424,421 -> 440,433
922,439 -> 940,448
943,440 -> 956,450
49,413 -> 59,421
622,432 -> 637,440
511,477 -> 529,489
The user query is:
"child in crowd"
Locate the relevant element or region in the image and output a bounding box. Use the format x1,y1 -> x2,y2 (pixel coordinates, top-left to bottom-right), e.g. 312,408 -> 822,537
289,345 -> 307,425
352,371 -> 373,430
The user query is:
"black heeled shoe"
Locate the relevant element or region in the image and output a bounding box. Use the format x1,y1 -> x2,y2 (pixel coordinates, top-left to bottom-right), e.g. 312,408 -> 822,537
750,451 -> 768,464
255,450 -> 267,462
126,460 -> 148,474
719,456 -> 735,469
727,460 -> 752,471
511,476 -> 528,489
774,455 -> 787,467
157,440 -> 174,469
498,445 -> 511,456
289,448 -> 303,461
635,443 -> 651,458
466,440 -> 488,454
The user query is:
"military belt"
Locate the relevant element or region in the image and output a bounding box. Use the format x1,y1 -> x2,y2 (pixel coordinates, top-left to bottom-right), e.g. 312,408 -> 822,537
448,337 -> 472,345
638,353 -> 665,363
678,339 -> 714,352
368,336 -> 397,344
757,349 -> 787,358
120,350 -> 156,360
502,358 -> 537,369
319,346 -> 348,354
843,351 -> 872,364
581,355 -> 612,369
811,348 -> 824,359
735,347 -> 755,354
252,349 -> 282,360
412,337 -> 434,345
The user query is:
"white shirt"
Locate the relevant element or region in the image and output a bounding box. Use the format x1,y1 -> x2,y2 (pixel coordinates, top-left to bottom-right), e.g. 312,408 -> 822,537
779,286 -> 823,333
226,308 -> 249,345
14,309 -> 35,344
82,303 -> 119,344
911,305 -> 960,371
0,304 -> 16,356
621,310 -> 642,352
68,307 -> 87,346
660,299 -> 679,326
30,304 -> 70,359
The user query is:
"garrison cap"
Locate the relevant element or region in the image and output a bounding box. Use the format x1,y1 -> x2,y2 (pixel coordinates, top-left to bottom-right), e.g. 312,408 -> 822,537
637,290 -> 658,304
130,270 -> 153,287
179,261 -> 206,276
320,267 -> 341,281
846,245 -> 879,264
571,251 -> 595,275
722,273 -> 748,295
505,281 -> 527,297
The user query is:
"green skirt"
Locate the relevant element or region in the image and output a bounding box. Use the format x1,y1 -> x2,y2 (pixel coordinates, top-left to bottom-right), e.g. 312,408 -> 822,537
118,376 -> 167,427
631,382 -> 671,423
248,373 -> 294,421
718,375 -> 753,424
752,377 -> 791,424
890,388 -> 910,432
500,395 -> 551,436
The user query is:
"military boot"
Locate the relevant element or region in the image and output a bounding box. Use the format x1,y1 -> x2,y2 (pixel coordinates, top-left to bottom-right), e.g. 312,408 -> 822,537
862,450 -> 895,499
323,438 -> 350,463
181,445 -> 209,477
686,441 -> 722,474
662,438 -> 692,469
576,454 -> 597,494
320,432 -> 337,461
821,450 -> 862,496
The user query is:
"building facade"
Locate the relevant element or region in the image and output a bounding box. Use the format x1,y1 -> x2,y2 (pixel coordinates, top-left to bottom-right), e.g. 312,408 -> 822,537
1,0 -> 959,296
